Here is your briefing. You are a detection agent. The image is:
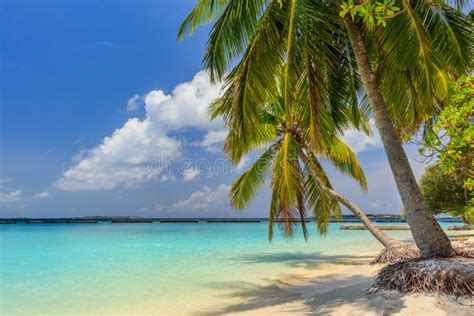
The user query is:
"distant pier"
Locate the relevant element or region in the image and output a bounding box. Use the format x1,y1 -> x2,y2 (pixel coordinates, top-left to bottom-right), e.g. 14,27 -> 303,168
111,219 -> 154,223
26,220 -> 98,224
0,220 -> 17,224
160,220 -> 199,223
206,220 -> 261,223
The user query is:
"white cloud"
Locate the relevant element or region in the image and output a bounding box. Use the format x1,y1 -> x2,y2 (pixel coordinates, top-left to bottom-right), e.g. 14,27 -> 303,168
144,71 -> 222,129
56,118 -> 180,191
172,184 -> 230,210
127,94 -> 141,112
56,72 -> 221,191
341,120 -> 383,153
0,189 -> 22,204
183,168 -> 200,181
194,129 -> 228,153
33,192 -> 50,199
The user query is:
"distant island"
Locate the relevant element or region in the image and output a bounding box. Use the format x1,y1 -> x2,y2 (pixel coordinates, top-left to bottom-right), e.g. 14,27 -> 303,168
0,214 -> 463,224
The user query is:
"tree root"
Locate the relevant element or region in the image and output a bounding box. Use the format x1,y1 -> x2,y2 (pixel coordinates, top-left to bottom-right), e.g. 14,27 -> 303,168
371,245 -> 419,265
372,241 -> 474,265
453,241 -> 474,258
371,257 -> 474,297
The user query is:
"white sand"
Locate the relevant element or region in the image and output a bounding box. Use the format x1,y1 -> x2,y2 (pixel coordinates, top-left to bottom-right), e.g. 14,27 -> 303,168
224,261 -> 473,315
201,232 -> 474,316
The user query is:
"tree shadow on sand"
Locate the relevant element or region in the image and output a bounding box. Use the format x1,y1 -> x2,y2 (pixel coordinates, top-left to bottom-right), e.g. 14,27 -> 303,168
233,251 -> 375,269
193,272 -> 406,315
193,252 -> 408,315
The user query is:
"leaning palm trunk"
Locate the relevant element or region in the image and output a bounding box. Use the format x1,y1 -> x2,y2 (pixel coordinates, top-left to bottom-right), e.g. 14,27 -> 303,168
343,17 -> 455,258
296,140 -> 402,248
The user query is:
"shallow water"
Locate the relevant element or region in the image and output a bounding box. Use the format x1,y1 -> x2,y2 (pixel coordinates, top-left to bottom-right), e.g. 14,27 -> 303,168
0,222 -> 448,315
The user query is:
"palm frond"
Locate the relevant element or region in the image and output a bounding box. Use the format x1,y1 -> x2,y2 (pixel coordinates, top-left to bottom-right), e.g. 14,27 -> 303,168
178,0 -> 227,40
230,145 -> 276,210
270,133 -> 304,239
422,4 -> 473,74
370,0 -> 472,136
303,154 -> 341,235
217,1 -> 285,141
319,138 -> 368,190
223,123 -> 277,164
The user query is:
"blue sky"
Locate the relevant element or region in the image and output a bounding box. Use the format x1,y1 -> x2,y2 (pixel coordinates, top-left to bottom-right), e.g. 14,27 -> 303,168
0,0 -> 430,218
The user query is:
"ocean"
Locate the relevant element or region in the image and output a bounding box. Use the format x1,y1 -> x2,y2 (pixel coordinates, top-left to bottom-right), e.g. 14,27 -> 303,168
0,222 -> 449,315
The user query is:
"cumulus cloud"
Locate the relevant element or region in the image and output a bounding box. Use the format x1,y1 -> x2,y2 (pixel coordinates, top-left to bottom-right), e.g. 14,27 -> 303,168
33,192 -> 50,199
172,184 -> 230,210
144,71 -> 222,129
127,94 -> 141,112
341,120 -> 383,153
56,72 -> 221,191
0,189 -> 22,204
183,168 -> 200,181
194,129 -> 228,153
56,119 -> 180,190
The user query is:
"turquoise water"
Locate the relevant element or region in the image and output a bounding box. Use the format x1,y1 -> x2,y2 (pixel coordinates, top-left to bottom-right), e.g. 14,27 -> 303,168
0,222 -> 447,315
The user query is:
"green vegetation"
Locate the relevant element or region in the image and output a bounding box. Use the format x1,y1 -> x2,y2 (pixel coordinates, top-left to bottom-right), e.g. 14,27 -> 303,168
421,76 -> 473,202
340,0 -> 401,27
339,0 -> 471,258
179,0 -> 472,258
420,163 -> 473,224
420,76 -> 474,224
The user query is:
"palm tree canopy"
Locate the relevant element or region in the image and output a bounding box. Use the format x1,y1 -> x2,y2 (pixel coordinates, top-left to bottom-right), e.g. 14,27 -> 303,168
180,0 -> 472,139
364,0 -> 473,136
226,69 -> 367,240
181,0 -> 368,151
178,0 -> 472,240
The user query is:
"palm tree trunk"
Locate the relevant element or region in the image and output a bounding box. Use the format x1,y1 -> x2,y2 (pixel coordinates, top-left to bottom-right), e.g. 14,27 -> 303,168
297,144 -> 402,248
342,17 -> 455,258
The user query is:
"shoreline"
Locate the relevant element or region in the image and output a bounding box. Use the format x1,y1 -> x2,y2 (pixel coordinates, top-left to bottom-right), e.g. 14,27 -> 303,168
201,232 -> 474,316
218,262 -> 473,316
2,224 -> 472,315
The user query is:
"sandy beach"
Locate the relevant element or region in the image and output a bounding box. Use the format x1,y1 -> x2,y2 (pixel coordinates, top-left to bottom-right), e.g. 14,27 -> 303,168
215,260 -> 473,315
201,232 -> 474,316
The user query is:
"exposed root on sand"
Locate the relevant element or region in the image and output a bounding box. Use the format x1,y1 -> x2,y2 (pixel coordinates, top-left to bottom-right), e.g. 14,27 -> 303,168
372,257 -> 474,297
372,240 -> 474,265
371,245 -> 419,265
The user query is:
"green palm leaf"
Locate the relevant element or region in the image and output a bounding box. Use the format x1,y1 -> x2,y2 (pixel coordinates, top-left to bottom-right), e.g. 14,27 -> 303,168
230,145 -> 276,210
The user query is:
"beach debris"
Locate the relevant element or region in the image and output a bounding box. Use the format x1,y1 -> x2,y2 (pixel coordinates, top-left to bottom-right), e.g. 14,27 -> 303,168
452,241 -> 474,258
371,245 -> 420,265
372,257 -> 474,297
372,241 -> 474,265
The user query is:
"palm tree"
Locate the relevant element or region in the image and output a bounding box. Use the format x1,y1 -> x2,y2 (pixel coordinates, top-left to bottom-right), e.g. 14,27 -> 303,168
221,70 -> 401,248
338,0 -> 472,257
178,0 -> 471,257
186,0 -> 399,245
